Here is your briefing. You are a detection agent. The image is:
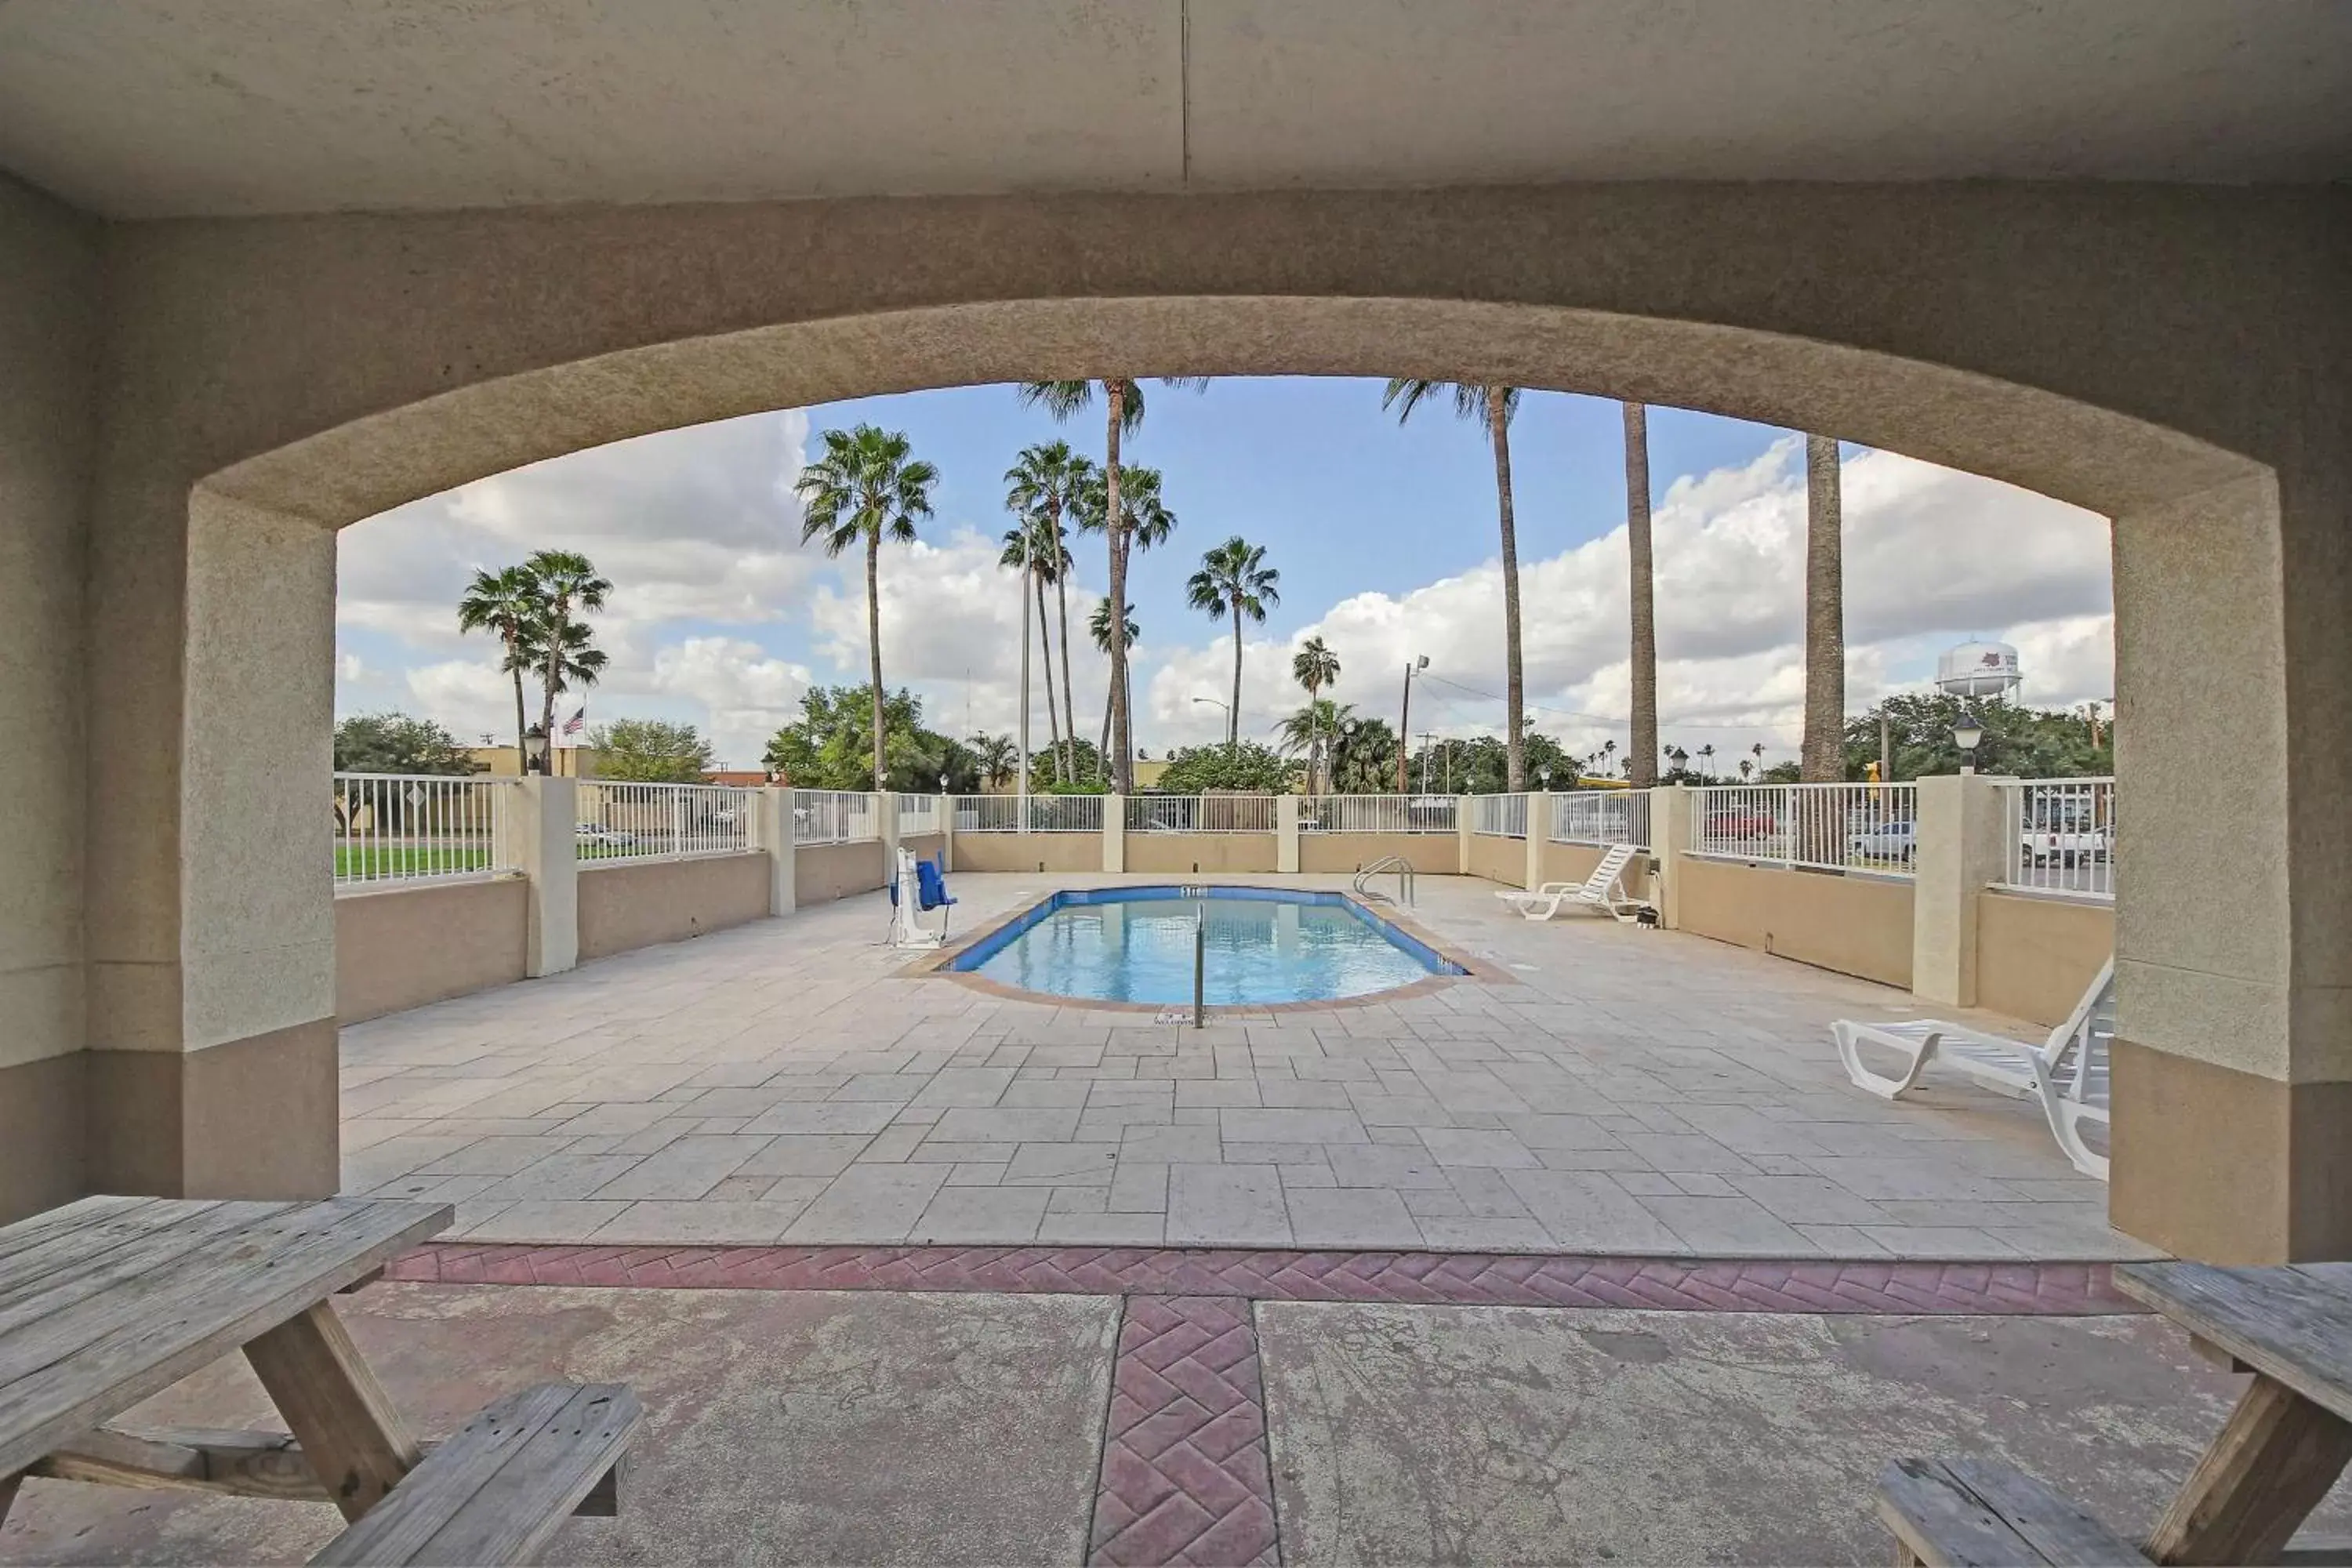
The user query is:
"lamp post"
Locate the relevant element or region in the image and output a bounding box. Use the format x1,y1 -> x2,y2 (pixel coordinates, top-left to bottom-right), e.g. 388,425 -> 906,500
1191,696 -> 1233,757
1397,654 -> 1428,793
1953,710 -> 1984,775
522,722 -> 550,776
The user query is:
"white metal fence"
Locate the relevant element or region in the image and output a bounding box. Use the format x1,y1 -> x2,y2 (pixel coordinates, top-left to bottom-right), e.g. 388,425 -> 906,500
1690,782 -> 1920,877
1549,789 -> 1651,849
954,793 -> 1105,833
794,788 -> 880,844
1472,793 -> 1530,838
895,793 -> 942,836
333,772 -> 521,891
1993,777 -> 2116,901
576,782 -> 753,862
1127,794 -> 1278,833
1302,795 -> 1459,833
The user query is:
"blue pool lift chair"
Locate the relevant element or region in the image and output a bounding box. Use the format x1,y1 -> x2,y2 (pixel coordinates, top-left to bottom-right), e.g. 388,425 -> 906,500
888,847 -> 956,948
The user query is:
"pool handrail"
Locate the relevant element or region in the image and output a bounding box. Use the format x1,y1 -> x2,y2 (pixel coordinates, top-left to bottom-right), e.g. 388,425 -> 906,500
1353,855 -> 1416,908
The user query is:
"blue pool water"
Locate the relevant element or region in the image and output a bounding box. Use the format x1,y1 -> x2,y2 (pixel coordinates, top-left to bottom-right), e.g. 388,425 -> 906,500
951,887 -> 1465,1006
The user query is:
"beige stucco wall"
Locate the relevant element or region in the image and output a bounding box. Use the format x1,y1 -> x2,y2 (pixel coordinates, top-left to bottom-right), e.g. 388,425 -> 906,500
794,839 -> 890,906
1298,833 -> 1462,877
901,832 -> 945,866
1977,892 -> 2115,1028
576,852 -> 771,962
1127,834 -> 1279,876
1675,858 -> 1916,989
948,833 -> 1102,875
334,877 -> 528,1025
1539,841 -> 1656,903
1465,833 -> 1529,888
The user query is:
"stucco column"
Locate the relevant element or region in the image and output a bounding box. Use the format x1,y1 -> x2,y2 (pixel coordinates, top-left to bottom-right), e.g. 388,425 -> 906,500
1102,795 -> 1126,874
1650,787 -> 1694,931
515,776 -> 579,977
1455,796 -> 1474,876
1526,790 -> 1549,889
938,786 -> 954,873
1911,773 -> 2008,1007
1277,795 -> 1301,874
754,786 -> 797,917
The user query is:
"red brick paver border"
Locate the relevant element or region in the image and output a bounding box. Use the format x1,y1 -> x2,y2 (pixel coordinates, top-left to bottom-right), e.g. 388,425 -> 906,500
385,1243 -> 2139,1316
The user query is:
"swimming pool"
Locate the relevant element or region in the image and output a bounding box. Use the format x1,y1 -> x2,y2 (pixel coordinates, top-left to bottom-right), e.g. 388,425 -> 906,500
948,886 -> 1466,1007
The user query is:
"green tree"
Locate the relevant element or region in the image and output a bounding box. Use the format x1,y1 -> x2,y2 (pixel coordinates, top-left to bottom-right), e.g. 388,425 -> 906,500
1276,697 -> 1349,793
1327,716 -> 1399,794
1005,441 -> 1088,784
520,550 -> 611,746
1156,740 -> 1296,794
1186,537 -> 1280,747
587,718 -> 713,782
1076,463 -> 1174,772
456,564 -> 542,758
1290,635 -> 1341,791
1385,379 -> 1528,790
762,684 -> 978,793
333,712 -> 473,775
970,731 -> 1018,790
1843,694 -> 2111,781
1087,597 -> 1140,778
1017,379 -> 1204,792
796,424 -> 939,789
1624,403 -> 1660,788
999,514 -> 1068,782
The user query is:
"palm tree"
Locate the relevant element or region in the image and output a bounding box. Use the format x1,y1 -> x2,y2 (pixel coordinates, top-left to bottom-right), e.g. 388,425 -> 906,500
1802,434 -> 1845,784
1739,757 -> 1755,782
1076,462 -> 1174,777
517,615 -> 609,728
1018,379 -> 1205,791
999,518 -> 1065,781
1088,597 -> 1140,778
1697,742 -> 1717,782
797,424 -> 938,787
1384,379 -> 1528,790
1600,738 -> 1618,779
1006,441 -> 1087,782
456,564 -> 543,759
1624,403 -> 1660,789
520,550 -> 610,746
1276,699 -> 1350,775
970,732 -> 1017,790
1291,636 -> 1342,792
1186,537 -> 1280,747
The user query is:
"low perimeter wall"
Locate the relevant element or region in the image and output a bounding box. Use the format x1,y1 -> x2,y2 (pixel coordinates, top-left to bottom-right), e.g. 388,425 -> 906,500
1675,857 -> 1915,989
1976,891 -> 2114,1025
579,851 -> 771,962
949,833 -> 1102,874
796,838 -> 890,905
1127,833 -> 1279,875
1465,833 -> 1526,887
1538,840 -> 1656,903
336,877 -> 528,1025
1298,833 -> 1462,876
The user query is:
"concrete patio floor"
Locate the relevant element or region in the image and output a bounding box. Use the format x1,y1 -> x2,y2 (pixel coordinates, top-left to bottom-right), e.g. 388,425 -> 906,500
7,1276 -> 2343,1566
339,873 -> 2145,1261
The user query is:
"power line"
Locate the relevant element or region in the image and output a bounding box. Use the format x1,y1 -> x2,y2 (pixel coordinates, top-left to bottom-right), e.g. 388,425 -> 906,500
1414,671 -> 1802,736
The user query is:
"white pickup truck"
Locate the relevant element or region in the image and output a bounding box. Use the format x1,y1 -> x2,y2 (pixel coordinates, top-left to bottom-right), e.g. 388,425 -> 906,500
2020,822 -> 2110,867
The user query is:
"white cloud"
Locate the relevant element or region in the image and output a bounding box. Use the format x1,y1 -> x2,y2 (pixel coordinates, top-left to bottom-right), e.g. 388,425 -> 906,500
643,637 -> 815,766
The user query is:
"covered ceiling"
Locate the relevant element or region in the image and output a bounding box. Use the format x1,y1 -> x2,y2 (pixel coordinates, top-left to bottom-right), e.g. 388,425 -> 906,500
2,0 -> 2347,220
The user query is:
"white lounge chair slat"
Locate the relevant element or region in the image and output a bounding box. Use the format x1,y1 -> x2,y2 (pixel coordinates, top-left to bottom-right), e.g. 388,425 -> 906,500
1493,844 -> 1644,924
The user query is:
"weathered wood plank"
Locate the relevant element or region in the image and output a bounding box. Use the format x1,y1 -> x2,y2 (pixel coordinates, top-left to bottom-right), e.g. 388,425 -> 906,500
0,1200 -> 222,1303
245,1301 -> 423,1523
0,1203 -> 293,1340
0,1198 -> 161,1266
2145,1373 -> 2352,1565
417,1386 -> 640,1564
29,1425 -> 618,1515
1950,1461 -> 2147,1566
1878,1458 -> 2146,1566
2118,1262 -> 2352,1421
0,1200 -> 451,1479
308,1384 -> 582,1566
2277,1539 -> 2352,1566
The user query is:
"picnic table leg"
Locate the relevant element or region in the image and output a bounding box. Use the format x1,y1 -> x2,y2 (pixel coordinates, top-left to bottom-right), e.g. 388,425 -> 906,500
243,1301 -> 423,1523
0,1468 -> 21,1528
2147,1373 -> 2352,1564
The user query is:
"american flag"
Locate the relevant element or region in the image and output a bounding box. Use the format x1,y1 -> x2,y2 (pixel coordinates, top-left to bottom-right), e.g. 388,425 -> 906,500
561,706 -> 586,738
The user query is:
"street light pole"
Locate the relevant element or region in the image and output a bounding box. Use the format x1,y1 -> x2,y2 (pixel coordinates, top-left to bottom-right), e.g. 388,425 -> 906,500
1016,518 -> 1032,812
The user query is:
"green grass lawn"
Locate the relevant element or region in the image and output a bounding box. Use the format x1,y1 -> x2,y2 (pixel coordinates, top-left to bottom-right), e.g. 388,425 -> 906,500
334,844 -> 496,878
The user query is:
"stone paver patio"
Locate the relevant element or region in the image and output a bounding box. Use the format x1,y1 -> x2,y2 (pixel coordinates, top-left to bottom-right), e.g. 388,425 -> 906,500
341,873 -> 2146,1260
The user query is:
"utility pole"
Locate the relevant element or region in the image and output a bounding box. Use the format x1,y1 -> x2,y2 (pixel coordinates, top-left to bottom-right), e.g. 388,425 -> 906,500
1421,730 -> 1439,795
1396,655 -> 1428,793
1878,710 -> 1892,784
1016,521 -> 1031,811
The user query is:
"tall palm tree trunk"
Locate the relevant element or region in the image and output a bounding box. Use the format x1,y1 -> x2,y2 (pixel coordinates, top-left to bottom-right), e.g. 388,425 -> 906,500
1229,605 -> 1244,746
866,532 -> 887,788
540,595 -> 568,740
507,633 -> 528,761
1802,434 -> 1845,783
1098,658 -> 1115,779
1488,392 -> 1526,791
1053,555 -> 1078,782
1104,387 -> 1132,792
1624,403 -> 1660,788
1035,575 -> 1063,778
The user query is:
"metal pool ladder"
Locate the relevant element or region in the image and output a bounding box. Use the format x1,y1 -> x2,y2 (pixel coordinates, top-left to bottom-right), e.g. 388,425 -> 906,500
1353,855 -> 1415,907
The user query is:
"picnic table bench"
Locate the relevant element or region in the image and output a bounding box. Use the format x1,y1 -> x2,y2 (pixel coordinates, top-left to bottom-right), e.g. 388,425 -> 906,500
0,1195 -> 640,1565
1877,1258 -> 2352,1566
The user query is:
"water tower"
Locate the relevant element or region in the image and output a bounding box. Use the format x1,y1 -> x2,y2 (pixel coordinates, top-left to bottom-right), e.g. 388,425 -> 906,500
1936,640 -> 2022,702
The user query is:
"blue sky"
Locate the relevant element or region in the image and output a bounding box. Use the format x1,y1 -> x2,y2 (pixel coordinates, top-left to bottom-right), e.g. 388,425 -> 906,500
336,378 -> 2114,771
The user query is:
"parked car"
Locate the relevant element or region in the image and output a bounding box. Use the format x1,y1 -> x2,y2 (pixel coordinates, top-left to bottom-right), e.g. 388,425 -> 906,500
575,822 -> 633,846
1704,808 -> 1778,839
1848,818 -> 1917,863
2022,823 -> 2111,867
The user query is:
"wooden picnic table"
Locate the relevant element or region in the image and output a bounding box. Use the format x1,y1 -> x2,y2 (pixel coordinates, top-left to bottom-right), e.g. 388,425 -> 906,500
0,1194 -> 638,1565
2117,1258 -> 2352,1565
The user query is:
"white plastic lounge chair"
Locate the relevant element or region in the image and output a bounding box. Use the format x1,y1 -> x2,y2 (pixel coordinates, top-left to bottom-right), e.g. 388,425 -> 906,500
1831,958 -> 2114,1179
1494,844 -> 1643,924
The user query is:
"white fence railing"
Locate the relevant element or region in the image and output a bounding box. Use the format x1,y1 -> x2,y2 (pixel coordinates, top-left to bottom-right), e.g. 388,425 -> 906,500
1472,793 -> 1530,838
896,793 -> 942,836
576,781 -> 753,862
954,793 -> 1105,833
1127,794 -> 1277,833
1690,782 -> 1919,877
1993,777 -> 2115,902
1302,795 -> 1459,834
333,772 -> 522,891
794,789 -> 880,845
1549,789 -> 1651,850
